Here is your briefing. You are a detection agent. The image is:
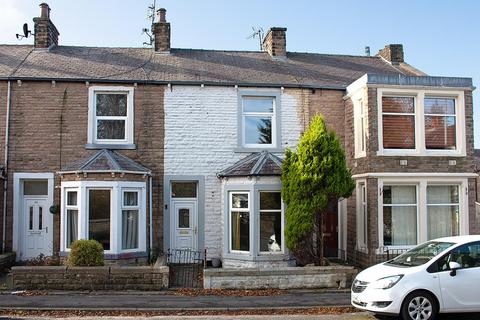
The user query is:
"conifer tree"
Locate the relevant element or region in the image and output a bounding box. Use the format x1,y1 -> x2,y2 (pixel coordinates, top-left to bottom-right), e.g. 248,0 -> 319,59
281,115 -> 355,265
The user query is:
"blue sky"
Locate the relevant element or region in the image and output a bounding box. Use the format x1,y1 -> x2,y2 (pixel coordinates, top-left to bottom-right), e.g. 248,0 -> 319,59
1,0 -> 478,146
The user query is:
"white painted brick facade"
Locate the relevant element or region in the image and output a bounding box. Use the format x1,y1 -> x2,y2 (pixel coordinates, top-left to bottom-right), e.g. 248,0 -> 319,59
164,85 -> 302,259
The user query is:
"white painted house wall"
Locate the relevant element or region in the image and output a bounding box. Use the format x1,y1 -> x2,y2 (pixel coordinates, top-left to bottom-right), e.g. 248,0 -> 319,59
164,85 -> 302,258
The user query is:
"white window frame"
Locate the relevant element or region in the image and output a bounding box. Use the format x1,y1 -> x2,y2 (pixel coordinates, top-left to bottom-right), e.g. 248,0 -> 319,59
424,97 -> 457,151
356,180 -> 368,251
258,190 -> 284,255
354,99 -> 367,158
60,181 -> 146,255
426,184 -> 460,240
121,189 -> 141,252
381,184 -> 419,248
377,176 -> 469,251
87,86 -> 134,146
241,96 -> 276,148
229,191 -> 251,254
377,88 -> 465,157
65,189 -> 79,249
236,90 -> 282,151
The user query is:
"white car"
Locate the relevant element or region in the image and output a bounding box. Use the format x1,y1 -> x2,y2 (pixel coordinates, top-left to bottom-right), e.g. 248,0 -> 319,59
351,235 -> 480,320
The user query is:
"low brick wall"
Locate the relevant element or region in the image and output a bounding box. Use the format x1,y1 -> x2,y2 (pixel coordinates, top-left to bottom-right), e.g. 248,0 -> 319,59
204,266 -> 357,289
11,266 -> 169,291
0,252 -> 16,271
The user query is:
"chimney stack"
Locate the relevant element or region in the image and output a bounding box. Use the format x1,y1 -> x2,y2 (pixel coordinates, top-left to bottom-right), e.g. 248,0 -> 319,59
378,44 -> 404,65
152,8 -> 170,53
262,27 -> 287,59
33,3 -> 59,49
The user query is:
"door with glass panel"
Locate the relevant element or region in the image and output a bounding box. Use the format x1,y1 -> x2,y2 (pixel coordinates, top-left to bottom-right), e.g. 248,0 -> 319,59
170,182 -> 198,250
23,180 -> 52,259
24,198 -> 50,258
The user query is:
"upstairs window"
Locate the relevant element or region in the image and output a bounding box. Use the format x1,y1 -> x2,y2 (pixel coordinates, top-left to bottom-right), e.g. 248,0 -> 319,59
88,86 -> 134,147
378,89 -> 465,156
382,97 -> 415,149
242,97 -> 275,147
238,92 -> 281,150
354,99 -> 368,158
424,98 -> 456,150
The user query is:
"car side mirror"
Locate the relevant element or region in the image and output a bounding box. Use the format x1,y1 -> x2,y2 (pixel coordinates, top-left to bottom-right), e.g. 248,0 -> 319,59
449,261 -> 461,277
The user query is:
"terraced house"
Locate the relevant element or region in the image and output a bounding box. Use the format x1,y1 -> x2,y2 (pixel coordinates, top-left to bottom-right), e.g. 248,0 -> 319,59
0,3 -> 476,268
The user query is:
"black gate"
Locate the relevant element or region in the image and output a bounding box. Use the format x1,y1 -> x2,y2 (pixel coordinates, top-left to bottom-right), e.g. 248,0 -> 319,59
166,249 -> 205,288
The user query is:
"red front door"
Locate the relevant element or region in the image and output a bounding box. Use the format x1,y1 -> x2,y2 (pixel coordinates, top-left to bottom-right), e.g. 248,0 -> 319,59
323,202 -> 338,257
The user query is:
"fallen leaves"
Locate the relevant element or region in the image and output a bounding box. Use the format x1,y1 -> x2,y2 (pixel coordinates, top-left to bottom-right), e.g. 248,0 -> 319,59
173,288 -> 285,296
0,307 -> 358,318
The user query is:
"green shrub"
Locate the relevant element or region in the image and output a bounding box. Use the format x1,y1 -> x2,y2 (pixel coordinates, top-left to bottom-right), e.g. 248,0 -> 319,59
67,240 -> 104,266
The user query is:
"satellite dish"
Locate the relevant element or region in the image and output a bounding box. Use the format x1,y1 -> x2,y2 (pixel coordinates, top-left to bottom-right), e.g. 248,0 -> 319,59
23,23 -> 29,37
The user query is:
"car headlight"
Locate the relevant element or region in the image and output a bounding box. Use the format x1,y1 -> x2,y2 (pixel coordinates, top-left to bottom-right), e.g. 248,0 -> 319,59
370,275 -> 404,289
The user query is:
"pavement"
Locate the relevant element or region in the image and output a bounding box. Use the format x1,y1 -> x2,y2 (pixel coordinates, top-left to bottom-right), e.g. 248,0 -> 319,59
0,316 -> 374,320
0,289 -> 351,311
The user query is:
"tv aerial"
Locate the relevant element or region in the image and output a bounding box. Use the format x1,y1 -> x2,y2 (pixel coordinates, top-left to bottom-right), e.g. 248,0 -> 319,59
142,0 -> 157,46
247,27 -> 264,50
16,23 -> 33,40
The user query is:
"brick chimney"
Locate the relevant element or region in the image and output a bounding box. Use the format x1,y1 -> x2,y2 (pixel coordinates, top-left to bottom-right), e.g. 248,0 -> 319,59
262,27 -> 287,59
152,8 -> 170,53
33,3 -> 59,49
378,44 -> 404,65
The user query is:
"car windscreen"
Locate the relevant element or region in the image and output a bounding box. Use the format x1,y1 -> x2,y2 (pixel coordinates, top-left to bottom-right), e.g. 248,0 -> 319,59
386,241 -> 455,267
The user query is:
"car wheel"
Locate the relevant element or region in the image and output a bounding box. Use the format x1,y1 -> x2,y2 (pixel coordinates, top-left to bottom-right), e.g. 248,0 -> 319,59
401,291 -> 438,320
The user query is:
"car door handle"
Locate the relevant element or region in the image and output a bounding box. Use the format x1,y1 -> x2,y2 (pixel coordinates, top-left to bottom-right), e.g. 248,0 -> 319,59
45,227 -> 48,234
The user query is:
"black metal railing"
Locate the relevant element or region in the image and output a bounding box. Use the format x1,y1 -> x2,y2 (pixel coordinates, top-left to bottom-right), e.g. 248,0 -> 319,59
166,248 -> 206,288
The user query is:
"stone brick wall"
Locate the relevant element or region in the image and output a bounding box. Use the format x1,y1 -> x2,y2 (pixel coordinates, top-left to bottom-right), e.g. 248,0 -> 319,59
3,81 -> 165,257
204,266 -> 357,289
11,266 -> 169,290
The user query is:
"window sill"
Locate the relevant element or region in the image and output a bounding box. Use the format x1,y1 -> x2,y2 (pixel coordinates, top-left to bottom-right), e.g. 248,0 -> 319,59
85,143 -> 136,150
234,147 -> 284,153
377,149 -> 465,157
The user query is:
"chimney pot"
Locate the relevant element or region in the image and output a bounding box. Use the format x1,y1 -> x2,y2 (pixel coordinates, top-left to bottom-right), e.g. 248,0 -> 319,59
33,3 -> 59,49
157,8 -> 166,23
152,8 -> 170,52
40,3 -> 50,18
378,44 -> 404,64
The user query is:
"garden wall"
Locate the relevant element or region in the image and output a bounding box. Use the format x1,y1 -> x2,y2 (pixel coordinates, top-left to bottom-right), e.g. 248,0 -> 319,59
204,266 -> 357,289
11,266 -> 169,290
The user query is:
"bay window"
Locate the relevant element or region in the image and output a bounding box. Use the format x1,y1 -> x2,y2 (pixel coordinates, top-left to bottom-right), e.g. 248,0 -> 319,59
61,181 -> 146,255
379,178 -> 468,248
377,89 -> 464,156
226,188 -> 284,258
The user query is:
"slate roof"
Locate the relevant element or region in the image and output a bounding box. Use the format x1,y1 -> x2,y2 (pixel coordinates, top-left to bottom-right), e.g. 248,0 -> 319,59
217,150 -> 283,178
59,149 -> 151,175
0,45 -> 425,89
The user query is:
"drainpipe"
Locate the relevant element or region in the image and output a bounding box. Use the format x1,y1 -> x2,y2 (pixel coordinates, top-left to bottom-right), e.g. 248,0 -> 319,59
2,81 -> 11,253
149,175 -> 153,259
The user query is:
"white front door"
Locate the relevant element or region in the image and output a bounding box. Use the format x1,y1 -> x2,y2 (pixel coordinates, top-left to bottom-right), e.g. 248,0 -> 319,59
172,200 -> 197,250
24,197 -> 51,259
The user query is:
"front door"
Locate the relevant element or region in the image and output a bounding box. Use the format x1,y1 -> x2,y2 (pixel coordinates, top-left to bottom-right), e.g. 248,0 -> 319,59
24,197 -> 51,258
172,200 -> 197,250
324,201 -> 338,257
